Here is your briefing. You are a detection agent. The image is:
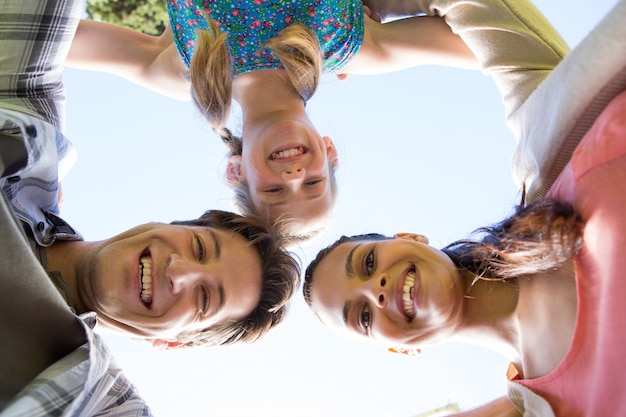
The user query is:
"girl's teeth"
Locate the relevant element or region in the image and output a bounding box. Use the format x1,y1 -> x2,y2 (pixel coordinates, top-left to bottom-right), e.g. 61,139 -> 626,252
272,147 -> 303,159
403,271 -> 416,316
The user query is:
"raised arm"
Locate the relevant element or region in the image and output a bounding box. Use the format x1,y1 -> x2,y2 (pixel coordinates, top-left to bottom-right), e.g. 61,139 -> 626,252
340,13 -> 479,75
66,19 -> 191,100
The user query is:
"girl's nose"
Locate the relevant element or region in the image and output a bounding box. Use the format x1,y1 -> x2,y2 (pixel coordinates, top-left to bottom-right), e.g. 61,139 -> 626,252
281,166 -> 305,182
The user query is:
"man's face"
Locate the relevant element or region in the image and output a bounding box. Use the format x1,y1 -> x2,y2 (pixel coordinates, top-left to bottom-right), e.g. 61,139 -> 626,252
78,222 -> 262,342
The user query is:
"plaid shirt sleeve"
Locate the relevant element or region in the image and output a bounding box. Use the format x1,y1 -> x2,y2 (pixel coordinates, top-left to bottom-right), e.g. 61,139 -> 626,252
0,0 -> 83,246
1,314 -> 154,417
0,0 -> 83,132
0,1 -> 154,415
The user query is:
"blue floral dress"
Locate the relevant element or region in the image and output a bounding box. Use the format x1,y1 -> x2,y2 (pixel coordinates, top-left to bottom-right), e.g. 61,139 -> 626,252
167,0 -> 364,75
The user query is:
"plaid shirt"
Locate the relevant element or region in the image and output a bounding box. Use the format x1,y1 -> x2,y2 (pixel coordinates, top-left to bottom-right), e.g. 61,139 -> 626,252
0,1 -> 153,416
0,0 -> 82,246
1,315 -> 154,417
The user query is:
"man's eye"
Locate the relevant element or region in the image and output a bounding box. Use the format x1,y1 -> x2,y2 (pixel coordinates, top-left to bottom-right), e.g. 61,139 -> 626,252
364,250 -> 375,275
195,235 -> 205,261
359,305 -> 371,333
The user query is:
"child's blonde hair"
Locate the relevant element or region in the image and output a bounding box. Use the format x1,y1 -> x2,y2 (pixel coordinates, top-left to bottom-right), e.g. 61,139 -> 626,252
188,18 -> 322,137
187,18 -> 335,241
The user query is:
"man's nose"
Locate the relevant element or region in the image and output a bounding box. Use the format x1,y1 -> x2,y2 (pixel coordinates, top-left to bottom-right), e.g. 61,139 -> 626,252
280,166 -> 305,182
167,254 -> 208,293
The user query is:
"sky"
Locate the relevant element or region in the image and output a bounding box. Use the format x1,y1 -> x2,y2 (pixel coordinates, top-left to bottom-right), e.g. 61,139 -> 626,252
59,0 -> 617,415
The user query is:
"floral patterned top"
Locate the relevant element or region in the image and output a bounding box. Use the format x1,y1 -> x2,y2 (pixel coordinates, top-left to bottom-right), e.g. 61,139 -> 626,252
167,0 -> 364,75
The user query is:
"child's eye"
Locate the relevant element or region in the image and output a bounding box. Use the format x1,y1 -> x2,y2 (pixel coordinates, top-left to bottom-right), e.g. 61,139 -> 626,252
201,287 -> 209,314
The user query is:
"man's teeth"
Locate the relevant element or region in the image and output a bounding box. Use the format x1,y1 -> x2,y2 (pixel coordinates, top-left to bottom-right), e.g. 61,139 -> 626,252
139,256 -> 152,304
403,270 -> 416,317
271,147 -> 304,159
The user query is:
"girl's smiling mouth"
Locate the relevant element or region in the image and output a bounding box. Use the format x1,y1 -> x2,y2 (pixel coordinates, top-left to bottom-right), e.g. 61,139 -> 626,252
400,266 -> 417,319
269,145 -> 307,162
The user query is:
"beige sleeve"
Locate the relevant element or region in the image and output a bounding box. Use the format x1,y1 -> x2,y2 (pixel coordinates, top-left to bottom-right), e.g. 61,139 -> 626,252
361,0 -> 569,121
507,380 -> 556,417
511,0 -> 626,201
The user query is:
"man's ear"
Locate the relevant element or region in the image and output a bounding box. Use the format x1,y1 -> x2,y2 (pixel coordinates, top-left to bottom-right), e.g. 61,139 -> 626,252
151,339 -> 185,350
226,155 -> 243,185
323,136 -> 339,165
393,233 -> 429,244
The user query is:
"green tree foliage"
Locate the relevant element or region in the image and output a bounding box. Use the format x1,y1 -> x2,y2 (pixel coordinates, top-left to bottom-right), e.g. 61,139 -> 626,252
86,0 -> 168,35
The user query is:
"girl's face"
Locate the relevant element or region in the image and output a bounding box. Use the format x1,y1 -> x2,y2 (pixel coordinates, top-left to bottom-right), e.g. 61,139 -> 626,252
229,119 -> 338,234
309,235 -> 465,349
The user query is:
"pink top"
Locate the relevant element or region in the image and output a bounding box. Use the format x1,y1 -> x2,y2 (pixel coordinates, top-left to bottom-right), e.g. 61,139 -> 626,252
514,90 -> 626,416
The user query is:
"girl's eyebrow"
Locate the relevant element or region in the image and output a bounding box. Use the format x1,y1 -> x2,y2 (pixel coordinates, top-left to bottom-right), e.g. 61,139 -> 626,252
345,244 -> 361,279
342,299 -> 353,326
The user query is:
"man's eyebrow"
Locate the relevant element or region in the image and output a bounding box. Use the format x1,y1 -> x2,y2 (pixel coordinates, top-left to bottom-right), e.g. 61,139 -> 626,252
342,299 -> 352,326
208,229 -> 221,260
208,229 -> 224,311
345,244 -> 361,279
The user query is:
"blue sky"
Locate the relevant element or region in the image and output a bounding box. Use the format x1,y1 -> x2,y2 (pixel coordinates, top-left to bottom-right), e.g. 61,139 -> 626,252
60,0 -> 616,415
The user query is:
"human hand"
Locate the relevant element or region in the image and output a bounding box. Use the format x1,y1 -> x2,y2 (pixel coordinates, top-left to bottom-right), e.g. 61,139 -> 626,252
57,183 -> 64,211
363,4 -> 382,23
335,5 -> 381,82
361,0 -> 424,23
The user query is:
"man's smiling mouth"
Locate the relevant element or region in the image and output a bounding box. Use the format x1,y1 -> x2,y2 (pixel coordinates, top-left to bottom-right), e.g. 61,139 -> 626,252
139,255 -> 153,306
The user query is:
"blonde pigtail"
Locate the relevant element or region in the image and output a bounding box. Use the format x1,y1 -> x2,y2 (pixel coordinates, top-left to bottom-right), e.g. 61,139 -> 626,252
189,18 -> 232,130
264,24 -> 322,102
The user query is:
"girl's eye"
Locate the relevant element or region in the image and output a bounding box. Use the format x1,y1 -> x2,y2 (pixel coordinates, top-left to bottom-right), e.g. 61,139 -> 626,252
200,287 -> 209,315
364,250 -> 375,275
359,305 -> 371,333
265,187 -> 282,194
196,235 -> 205,262
305,179 -> 323,186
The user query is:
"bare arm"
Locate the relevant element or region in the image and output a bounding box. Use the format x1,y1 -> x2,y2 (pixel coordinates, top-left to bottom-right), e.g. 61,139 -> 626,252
66,20 -> 191,100
340,14 -> 479,75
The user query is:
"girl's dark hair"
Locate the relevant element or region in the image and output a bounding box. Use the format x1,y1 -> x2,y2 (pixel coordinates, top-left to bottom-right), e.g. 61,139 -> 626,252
442,198 -> 583,280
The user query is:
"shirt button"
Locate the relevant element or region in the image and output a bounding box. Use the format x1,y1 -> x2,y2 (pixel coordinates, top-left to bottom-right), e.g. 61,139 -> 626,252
25,125 -> 37,138
37,222 -> 45,231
